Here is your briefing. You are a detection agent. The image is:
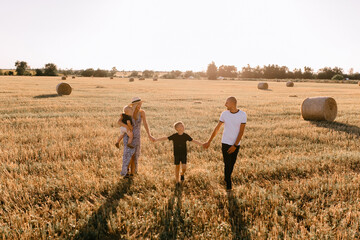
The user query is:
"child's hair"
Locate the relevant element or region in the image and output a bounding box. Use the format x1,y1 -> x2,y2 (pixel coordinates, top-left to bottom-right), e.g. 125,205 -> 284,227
173,121 -> 184,130
123,105 -> 133,113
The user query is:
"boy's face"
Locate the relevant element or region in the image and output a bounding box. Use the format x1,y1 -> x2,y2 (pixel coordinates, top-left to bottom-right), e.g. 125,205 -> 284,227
175,124 -> 184,133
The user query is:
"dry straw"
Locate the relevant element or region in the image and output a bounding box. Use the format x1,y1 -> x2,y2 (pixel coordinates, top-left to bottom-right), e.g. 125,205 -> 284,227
129,78 -> 134,82
301,97 -> 337,122
56,83 -> 72,95
61,76 -> 67,80
286,81 -> 294,87
258,82 -> 268,90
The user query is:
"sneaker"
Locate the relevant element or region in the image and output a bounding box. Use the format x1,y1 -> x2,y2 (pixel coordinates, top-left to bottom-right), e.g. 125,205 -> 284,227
181,175 -> 184,181
115,142 -> 120,148
127,143 -> 135,149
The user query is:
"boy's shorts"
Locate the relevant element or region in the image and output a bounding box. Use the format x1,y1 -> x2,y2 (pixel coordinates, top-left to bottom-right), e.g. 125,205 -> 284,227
174,155 -> 187,165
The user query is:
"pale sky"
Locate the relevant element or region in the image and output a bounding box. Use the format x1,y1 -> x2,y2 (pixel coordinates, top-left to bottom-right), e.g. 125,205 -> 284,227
1,0 -> 360,72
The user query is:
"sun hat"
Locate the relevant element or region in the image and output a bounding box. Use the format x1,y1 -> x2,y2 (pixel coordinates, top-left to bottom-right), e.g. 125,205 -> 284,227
130,96 -> 142,106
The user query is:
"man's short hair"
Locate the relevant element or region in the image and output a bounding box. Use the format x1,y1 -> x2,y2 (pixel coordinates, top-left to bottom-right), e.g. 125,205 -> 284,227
174,121 -> 184,129
227,96 -> 237,105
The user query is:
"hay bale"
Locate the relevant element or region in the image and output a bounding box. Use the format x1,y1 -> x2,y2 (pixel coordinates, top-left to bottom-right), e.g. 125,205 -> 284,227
139,77 -> 145,80
61,76 -> 67,80
153,78 -> 158,81
56,83 -> 72,95
72,76 -> 75,79
301,97 -> 337,122
129,78 -> 134,82
358,81 -> 360,86
110,76 -> 114,79
257,82 -> 268,90
286,81 -> 294,87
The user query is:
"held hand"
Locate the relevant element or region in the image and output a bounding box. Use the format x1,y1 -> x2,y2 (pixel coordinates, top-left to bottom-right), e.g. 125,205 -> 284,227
149,135 -> 156,142
203,141 -> 210,149
227,145 -> 236,154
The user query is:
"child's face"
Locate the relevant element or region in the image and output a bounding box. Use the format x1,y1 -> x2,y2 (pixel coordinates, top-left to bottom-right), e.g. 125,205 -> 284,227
175,124 -> 184,133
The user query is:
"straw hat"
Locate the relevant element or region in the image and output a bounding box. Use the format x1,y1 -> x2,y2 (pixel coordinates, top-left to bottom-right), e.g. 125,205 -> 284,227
130,96 -> 143,107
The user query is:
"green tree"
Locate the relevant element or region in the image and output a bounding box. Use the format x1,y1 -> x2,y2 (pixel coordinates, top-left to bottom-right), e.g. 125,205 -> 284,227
0,69 -> 3,75
207,61 -> 217,80
81,68 -> 95,77
43,63 -> 58,76
142,70 -> 154,78
218,65 -> 237,78
35,69 -> 43,76
15,61 -> 29,76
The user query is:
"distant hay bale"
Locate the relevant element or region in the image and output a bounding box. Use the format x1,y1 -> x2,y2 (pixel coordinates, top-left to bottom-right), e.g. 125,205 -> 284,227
139,77 -> 145,80
301,97 -> 337,122
257,82 -> 268,90
289,95 -> 298,97
56,83 -> 72,95
153,77 -> 158,81
358,81 -> 360,86
129,78 -> 134,82
286,81 -> 294,87
61,76 -> 67,80
110,76 -> 114,79
72,76 -> 75,79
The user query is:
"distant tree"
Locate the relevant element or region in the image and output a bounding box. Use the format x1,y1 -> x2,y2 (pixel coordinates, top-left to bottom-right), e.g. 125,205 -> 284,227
81,68 -> 95,77
0,69 -> 3,75
317,67 -> 342,79
8,71 -> 14,76
207,61 -> 218,80
218,65 -> 237,78
15,61 -> 29,76
303,66 -> 314,79
129,71 -> 139,77
171,70 -> 182,78
142,70 -> 154,78
43,63 -> 58,76
293,68 -> 303,79
35,69 -> 43,76
111,67 -> 117,77
184,71 -> 194,78
93,68 -> 108,77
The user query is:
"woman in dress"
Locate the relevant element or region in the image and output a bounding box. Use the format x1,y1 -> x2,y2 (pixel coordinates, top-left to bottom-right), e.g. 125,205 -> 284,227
119,97 -> 154,177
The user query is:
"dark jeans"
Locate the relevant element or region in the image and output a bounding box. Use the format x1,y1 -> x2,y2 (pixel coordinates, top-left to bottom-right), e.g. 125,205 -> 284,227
222,143 -> 240,190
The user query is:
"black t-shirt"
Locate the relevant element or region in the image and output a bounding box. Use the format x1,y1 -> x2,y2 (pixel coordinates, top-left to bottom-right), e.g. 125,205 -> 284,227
168,133 -> 193,156
121,113 -> 133,126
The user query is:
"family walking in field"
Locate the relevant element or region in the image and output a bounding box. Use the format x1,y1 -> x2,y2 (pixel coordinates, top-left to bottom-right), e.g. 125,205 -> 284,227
116,96 -> 247,192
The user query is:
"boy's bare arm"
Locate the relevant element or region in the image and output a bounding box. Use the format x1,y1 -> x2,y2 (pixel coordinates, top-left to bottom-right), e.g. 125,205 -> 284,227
191,139 -> 204,146
155,136 -> 168,142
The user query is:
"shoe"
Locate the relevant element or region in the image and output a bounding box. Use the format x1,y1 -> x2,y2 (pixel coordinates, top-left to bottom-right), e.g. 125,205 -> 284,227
127,143 -> 134,149
124,173 -> 130,178
115,142 -> 120,148
181,175 -> 184,181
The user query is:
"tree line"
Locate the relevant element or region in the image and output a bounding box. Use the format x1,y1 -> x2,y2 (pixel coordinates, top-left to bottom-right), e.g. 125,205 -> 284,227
1,60 -> 360,80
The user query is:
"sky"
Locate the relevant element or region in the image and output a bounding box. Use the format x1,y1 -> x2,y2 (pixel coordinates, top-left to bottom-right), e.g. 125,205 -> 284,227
1,0 -> 360,72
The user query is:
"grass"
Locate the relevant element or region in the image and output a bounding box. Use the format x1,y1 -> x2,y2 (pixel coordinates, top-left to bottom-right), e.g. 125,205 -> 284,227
0,76 -> 360,239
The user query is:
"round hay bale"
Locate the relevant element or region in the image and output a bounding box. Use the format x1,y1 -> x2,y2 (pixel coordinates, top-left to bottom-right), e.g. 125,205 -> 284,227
286,81 -> 294,87
153,78 -> 158,81
61,76 -> 67,80
257,82 -> 268,90
72,76 -> 75,79
56,83 -> 72,95
129,78 -> 134,82
139,77 -> 145,80
301,97 -> 337,122
110,76 -> 114,79
358,81 -> 360,86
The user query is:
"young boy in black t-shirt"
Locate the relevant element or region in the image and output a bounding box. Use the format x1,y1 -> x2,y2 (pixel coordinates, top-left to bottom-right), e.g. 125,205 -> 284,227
115,105 -> 134,149
154,121 -> 203,184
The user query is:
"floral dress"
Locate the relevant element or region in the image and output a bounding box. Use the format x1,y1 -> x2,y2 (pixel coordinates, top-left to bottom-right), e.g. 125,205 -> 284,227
120,113 -> 141,176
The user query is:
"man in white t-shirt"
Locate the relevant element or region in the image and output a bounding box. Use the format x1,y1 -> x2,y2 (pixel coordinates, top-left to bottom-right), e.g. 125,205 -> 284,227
204,96 -> 247,192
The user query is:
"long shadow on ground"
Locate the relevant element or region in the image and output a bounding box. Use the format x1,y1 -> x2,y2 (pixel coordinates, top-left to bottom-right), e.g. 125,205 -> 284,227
310,121 -> 360,137
159,184 -> 184,240
33,94 -> 60,99
74,179 -> 132,240
228,193 -> 251,240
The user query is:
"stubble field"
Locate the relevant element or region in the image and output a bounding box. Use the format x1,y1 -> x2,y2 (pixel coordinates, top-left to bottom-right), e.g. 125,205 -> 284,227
0,76 -> 360,239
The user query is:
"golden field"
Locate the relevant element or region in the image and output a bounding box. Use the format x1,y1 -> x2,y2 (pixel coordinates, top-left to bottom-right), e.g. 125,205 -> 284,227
0,76 -> 360,239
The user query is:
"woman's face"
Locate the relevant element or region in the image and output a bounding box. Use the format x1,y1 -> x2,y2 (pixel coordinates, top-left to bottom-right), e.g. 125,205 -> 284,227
135,102 -> 142,110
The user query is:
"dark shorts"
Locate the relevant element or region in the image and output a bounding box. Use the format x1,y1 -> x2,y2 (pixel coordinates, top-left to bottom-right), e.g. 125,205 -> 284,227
174,155 -> 187,165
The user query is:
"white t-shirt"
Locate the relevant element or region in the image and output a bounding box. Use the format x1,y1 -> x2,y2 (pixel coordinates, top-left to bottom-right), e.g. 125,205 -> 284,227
219,110 -> 247,145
